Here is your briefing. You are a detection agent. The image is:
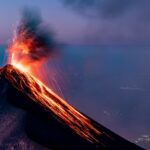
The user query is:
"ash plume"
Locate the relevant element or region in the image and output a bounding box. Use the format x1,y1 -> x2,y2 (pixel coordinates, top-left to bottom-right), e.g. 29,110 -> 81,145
9,8 -> 56,63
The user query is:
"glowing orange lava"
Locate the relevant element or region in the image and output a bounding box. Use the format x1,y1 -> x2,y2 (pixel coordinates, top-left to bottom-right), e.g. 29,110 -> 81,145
8,30 -> 43,74
6,26 -> 101,144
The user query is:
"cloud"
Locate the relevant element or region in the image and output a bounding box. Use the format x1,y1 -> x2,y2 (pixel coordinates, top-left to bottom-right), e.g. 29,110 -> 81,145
61,0 -> 150,43
63,0 -> 136,18
120,86 -> 145,91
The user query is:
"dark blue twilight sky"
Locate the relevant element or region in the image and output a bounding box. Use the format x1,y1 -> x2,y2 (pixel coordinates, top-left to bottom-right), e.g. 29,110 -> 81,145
0,0 -> 88,44
1,0 -> 150,44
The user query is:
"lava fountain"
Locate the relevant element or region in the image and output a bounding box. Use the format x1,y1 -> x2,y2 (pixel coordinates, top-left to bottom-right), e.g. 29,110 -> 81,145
6,8 -> 101,144
7,8 -> 55,75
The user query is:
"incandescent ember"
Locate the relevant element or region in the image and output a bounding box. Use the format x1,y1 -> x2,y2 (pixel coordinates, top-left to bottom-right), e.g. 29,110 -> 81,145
0,64 -> 101,144
5,8 -> 101,145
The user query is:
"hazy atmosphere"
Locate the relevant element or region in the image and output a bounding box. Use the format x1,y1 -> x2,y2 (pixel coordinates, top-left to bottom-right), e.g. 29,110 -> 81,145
0,0 -> 150,44
0,0 -> 150,149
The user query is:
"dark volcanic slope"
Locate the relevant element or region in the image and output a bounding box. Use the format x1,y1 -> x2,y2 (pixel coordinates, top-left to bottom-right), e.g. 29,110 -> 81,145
0,64 -> 144,150
0,67 -> 49,150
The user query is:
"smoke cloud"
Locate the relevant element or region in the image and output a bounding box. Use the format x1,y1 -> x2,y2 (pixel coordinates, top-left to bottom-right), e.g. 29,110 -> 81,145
62,0 -> 150,43
10,8 -> 56,62
63,0 -> 136,18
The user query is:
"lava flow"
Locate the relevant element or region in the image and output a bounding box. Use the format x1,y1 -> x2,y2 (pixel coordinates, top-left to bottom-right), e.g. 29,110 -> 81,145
6,9 -> 101,144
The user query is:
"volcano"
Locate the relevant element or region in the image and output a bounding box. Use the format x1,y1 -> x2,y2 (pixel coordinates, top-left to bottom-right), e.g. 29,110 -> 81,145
0,64 -> 143,150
